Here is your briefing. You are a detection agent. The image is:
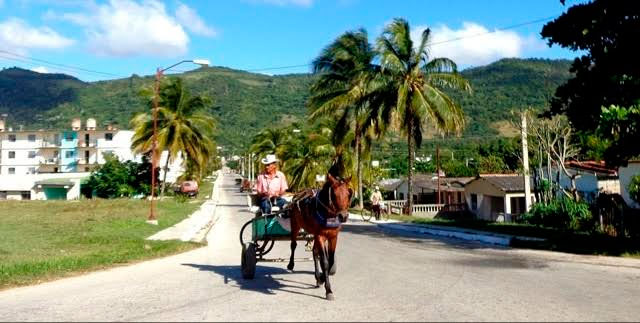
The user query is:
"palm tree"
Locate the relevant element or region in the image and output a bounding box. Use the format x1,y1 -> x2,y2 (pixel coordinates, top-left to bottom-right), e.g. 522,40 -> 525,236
309,29 -> 382,209
131,77 -> 216,195
376,18 -> 471,215
249,127 -> 291,160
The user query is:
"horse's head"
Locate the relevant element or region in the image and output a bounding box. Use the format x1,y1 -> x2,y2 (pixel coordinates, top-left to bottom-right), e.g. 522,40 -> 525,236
326,173 -> 353,223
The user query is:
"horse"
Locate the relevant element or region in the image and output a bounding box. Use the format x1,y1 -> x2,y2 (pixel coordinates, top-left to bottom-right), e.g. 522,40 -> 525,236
287,173 -> 352,301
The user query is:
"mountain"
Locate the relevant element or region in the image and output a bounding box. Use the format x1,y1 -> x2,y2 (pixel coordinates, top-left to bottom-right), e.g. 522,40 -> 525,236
0,58 -> 573,149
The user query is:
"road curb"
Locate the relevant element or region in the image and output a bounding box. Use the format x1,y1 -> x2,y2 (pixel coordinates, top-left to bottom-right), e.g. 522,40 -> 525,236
377,222 -> 513,246
146,170 -> 223,243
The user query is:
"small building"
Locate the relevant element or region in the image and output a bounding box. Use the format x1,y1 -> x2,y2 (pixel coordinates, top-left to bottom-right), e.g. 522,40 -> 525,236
395,174 -> 472,205
464,174 -> 535,222
558,160 -> 619,203
619,160 -> 640,209
377,178 -> 403,200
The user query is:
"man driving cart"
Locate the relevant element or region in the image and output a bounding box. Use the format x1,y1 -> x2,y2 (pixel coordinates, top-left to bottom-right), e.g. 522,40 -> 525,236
255,154 -> 289,215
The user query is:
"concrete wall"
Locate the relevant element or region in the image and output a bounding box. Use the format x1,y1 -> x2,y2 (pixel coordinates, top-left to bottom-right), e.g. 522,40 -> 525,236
556,167 -> 619,203
619,162 -> 640,208
0,173 -> 89,200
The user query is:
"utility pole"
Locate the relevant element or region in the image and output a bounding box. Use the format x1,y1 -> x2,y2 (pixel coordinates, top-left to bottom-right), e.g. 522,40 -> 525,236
436,144 -> 441,205
521,111 -> 532,212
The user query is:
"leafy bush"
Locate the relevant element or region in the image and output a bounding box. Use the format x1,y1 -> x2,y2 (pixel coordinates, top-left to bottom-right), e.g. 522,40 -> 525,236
519,197 -> 593,231
628,174 -> 640,205
84,155 -> 156,198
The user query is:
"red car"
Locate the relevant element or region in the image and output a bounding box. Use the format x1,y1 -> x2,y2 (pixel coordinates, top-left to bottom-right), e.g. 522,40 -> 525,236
176,180 -> 199,197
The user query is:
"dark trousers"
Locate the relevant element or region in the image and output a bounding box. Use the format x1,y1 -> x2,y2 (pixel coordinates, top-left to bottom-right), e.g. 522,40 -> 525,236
259,196 -> 287,215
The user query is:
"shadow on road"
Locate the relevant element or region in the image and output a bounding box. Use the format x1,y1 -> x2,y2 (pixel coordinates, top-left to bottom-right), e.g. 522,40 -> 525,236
181,263 -> 324,299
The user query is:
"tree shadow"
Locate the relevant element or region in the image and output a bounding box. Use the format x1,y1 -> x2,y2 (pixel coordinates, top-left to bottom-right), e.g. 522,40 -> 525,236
181,263 -> 324,299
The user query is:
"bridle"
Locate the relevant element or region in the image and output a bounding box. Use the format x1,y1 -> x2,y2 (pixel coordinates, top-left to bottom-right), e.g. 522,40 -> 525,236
315,181 -> 350,221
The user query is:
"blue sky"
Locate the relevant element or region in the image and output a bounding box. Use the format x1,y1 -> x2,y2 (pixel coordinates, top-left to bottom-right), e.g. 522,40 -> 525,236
0,0 -> 585,82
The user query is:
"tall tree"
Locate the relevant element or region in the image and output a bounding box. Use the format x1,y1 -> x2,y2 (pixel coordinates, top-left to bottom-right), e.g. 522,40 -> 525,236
541,0 -> 640,165
308,29 -> 383,209
376,18 -> 471,215
249,127 -> 291,160
131,77 -> 216,195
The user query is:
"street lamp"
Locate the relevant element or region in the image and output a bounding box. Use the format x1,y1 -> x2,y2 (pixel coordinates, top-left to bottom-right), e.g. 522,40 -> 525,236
147,59 -> 210,225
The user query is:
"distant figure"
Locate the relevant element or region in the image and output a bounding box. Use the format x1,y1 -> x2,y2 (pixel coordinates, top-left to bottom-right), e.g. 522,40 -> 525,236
370,186 -> 383,220
255,154 -> 288,214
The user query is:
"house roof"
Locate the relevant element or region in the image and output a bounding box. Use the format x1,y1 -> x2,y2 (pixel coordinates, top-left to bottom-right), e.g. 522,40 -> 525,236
404,174 -> 474,192
565,160 -> 617,177
475,174 -> 532,193
378,178 -> 403,191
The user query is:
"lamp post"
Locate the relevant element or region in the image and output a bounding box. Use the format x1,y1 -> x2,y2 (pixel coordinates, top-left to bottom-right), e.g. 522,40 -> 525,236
147,59 -> 210,225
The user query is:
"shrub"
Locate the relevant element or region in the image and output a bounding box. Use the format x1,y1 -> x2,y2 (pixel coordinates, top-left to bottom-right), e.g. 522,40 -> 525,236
628,174 -> 640,205
520,197 -> 593,231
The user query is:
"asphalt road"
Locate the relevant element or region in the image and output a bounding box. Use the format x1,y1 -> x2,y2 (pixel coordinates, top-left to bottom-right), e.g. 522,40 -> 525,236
1,173 -> 640,322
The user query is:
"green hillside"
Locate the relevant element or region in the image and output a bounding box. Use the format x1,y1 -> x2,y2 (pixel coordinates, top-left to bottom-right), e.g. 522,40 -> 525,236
0,58 -> 572,149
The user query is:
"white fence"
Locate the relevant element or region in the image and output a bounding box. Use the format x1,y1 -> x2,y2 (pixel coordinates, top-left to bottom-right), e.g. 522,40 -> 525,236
384,200 -> 445,218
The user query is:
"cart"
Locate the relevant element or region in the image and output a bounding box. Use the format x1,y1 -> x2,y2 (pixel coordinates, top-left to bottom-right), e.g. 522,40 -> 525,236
239,193 -> 313,279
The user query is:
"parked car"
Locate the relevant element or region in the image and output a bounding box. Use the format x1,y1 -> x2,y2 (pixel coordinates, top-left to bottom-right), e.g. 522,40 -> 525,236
175,180 -> 199,198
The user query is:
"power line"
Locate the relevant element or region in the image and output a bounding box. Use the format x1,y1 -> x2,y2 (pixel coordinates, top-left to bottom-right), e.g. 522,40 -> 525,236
237,14 -> 560,72
0,13 -> 560,78
0,50 -> 123,78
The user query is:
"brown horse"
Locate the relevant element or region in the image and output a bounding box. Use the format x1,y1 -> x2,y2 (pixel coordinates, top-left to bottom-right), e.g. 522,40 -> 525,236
287,173 -> 352,301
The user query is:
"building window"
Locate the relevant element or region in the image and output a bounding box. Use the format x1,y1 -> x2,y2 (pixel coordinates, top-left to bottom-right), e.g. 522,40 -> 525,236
21,191 -> 31,200
65,151 -> 74,158
54,167 -> 59,173
8,167 -> 15,174
105,133 -> 113,141
84,167 -> 90,172
8,134 -> 16,142
28,134 -> 36,142
28,167 -> 36,174
65,133 -> 73,141
53,150 -> 59,158
471,194 -> 478,210
0,191 -> 6,200
8,151 -> 15,159
28,151 -> 36,158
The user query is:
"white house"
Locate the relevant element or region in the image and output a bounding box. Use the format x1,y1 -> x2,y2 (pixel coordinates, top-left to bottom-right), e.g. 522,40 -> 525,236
619,160 -> 640,209
556,160 -> 619,203
464,174 -> 535,222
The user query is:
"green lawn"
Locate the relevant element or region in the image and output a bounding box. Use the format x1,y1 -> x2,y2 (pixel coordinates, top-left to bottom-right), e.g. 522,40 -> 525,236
0,180 -> 215,289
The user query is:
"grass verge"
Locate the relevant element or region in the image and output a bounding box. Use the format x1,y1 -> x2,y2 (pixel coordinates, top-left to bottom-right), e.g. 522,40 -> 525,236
0,179 -> 216,290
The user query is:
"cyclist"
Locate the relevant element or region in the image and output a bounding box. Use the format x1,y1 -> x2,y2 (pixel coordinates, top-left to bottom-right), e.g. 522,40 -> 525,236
370,186 -> 383,220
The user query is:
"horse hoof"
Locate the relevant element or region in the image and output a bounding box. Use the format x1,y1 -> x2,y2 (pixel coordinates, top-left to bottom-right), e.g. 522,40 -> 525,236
287,263 -> 294,271
326,293 -> 335,301
329,265 -> 337,276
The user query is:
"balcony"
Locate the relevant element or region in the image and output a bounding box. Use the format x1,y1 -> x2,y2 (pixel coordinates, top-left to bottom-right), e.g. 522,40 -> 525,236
78,139 -> 98,148
76,158 -> 94,165
40,141 -> 61,148
39,158 -> 59,165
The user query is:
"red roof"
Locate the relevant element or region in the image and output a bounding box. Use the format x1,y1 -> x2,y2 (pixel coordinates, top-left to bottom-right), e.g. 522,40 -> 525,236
565,160 -> 617,176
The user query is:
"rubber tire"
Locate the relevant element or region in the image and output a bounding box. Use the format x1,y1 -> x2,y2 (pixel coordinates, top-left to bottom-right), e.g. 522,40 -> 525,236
241,243 -> 257,279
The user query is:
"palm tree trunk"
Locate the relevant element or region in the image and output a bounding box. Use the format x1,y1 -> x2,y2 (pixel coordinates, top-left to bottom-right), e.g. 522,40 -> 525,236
160,153 -> 170,197
407,120 -> 414,216
355,127 -> 363,209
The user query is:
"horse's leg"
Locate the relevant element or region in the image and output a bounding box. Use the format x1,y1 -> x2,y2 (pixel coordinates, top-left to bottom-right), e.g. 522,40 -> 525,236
287,213 -> 299,271
328,234 -> 338,276
312,238 -> 323,287
318,236 -> 334,300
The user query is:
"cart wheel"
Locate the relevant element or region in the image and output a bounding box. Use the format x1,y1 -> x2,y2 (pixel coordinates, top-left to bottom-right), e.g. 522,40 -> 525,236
256,239 -> 275,256
241,243 -> 256,279
239,219 -> 254,245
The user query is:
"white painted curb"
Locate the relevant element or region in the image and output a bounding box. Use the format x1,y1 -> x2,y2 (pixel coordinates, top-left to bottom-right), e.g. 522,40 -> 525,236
377,222 -> 513,246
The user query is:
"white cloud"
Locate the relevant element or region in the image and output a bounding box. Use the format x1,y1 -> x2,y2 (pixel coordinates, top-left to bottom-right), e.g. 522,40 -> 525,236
0,18 -> 74,52
175,3 -> 217,37
412,22 -> 545,67
31,66 -> 49,73
52,0 -> 189,57
246,0 -> 313,7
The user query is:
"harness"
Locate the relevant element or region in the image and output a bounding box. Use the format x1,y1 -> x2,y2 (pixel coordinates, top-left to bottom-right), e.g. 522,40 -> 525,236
296,188 -> 342,228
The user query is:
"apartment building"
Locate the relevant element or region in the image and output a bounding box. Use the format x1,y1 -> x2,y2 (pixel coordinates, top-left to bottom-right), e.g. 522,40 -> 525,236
0,117 -> 184,200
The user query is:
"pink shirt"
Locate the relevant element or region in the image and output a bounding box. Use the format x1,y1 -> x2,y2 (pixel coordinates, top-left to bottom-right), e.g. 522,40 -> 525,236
255,170 -> 288,197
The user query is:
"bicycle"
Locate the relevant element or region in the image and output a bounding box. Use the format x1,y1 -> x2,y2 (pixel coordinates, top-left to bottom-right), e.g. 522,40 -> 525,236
360,202 -> 389,222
